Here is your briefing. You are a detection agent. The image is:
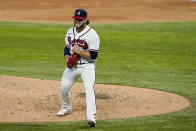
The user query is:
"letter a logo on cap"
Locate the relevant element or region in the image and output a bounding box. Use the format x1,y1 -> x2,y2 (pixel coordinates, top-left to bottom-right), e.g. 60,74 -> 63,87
76,11 -> 80,15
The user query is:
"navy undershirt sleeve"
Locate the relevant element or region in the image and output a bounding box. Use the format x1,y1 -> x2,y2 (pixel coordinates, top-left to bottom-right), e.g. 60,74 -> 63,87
64,46 -> 71,56
89,51 -> 98,60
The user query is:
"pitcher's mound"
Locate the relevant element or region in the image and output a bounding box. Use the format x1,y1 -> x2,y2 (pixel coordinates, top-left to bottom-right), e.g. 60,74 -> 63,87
0,76 -> 190,122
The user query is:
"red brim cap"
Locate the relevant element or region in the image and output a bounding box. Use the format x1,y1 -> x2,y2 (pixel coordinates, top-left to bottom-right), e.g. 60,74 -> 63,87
72,16 -> 85,19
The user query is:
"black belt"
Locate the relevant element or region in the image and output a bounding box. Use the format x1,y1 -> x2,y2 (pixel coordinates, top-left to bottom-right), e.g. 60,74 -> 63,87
76,62 -> 95,65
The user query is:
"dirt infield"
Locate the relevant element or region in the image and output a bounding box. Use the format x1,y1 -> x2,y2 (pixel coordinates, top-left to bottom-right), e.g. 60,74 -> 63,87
0,76 -> 190,122
0,0 -> 196,24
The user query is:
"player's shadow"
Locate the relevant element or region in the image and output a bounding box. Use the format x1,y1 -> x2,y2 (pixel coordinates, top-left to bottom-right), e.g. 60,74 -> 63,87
79,126 -> 96,130
77,123 -> 96,130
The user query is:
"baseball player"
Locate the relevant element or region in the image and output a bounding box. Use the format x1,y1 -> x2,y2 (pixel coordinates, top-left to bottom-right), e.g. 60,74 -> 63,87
56,9 -> 100,127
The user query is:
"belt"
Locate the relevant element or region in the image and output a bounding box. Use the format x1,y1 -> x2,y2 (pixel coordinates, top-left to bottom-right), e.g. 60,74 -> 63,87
76,62 -> 95,65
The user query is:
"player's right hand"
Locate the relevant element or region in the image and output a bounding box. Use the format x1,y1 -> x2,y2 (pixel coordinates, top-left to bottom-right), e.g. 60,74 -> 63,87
66,53 -> 79,68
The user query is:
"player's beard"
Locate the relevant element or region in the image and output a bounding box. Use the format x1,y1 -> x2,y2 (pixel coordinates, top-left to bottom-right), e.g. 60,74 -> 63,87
78,23 -> 85,29
74,21 -> 85,30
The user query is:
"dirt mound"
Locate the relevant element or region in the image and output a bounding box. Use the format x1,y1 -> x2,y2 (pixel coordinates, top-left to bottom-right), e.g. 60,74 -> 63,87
0,76 -> 190,122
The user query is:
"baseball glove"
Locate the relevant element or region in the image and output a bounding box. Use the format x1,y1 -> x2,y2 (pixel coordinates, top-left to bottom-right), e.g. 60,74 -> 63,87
67,53 -> 79,68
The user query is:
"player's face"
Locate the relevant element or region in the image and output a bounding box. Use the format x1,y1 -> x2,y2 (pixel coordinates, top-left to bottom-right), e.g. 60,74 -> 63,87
74,18 -> 86,29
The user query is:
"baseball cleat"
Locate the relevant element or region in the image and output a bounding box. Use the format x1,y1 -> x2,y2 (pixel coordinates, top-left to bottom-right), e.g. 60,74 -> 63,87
88,120 -> 96,127
56,109 -> 72,117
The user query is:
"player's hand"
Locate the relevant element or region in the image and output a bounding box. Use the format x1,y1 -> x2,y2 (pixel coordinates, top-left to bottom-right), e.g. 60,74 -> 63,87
66,53 -> 79,68
72,45 -> 81,54
66,59 -> 72,68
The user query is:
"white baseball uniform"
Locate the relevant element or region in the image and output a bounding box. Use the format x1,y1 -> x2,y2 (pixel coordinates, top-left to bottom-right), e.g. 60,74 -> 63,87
60,25 -> 100,121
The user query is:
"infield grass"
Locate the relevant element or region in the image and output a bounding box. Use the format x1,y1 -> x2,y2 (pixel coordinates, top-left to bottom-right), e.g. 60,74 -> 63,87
0,21 -> 196,131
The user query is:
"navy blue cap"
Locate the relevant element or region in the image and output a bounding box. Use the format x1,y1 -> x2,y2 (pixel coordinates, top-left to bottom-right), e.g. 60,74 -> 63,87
72,9 -> 87,19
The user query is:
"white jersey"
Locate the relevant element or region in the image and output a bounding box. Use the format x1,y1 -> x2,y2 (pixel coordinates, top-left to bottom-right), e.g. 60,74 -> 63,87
65,25 -> 100,64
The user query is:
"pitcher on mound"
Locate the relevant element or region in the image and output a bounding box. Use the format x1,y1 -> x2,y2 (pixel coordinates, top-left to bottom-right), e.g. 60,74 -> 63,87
56,9 -> 100,127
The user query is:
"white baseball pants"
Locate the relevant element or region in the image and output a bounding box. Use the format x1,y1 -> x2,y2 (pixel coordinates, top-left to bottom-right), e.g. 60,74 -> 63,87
60,63 -> 96,121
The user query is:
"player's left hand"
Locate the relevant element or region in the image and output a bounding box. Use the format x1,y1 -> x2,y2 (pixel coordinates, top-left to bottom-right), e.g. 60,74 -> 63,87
72,45 -> 81,54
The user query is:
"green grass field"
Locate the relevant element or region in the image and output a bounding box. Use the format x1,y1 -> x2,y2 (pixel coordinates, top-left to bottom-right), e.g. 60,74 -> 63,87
0,21 -> 196,131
